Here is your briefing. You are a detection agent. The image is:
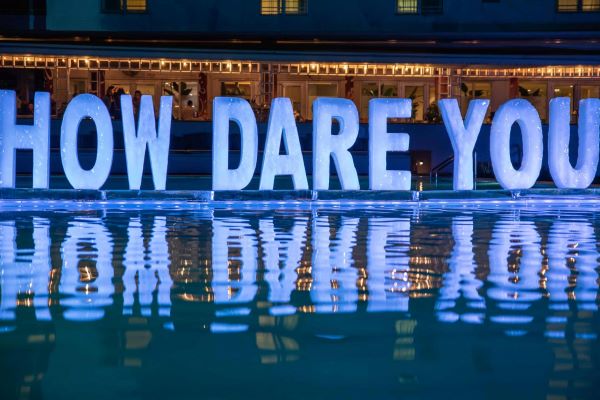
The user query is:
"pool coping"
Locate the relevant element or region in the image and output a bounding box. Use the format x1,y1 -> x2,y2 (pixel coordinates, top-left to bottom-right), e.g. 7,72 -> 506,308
2,188 -> 600,204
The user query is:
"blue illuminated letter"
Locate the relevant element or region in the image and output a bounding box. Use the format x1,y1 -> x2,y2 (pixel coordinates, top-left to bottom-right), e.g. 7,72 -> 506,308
439,99 -> 489,190
259,98 -> 308,190
548,98 -> 600,189
212,97 -> 258,190
122,95 -> 173,190
60,94 -> 113,190
0,90 -> 50,188
313,98 -> 359,190
490,99 -> 543,190
369,98 -> 412,190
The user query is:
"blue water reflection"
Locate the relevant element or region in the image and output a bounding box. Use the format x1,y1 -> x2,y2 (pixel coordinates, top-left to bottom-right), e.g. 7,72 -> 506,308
1,204 -> 599,399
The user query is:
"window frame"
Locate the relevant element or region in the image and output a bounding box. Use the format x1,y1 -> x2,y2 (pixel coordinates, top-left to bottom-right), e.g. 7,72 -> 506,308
396,0 -> 443,15
101,0 -> 148,14
260,0 -> 308,16
557,0 -> 600,13
357,80 -> 431,122
396,0 -> 419,14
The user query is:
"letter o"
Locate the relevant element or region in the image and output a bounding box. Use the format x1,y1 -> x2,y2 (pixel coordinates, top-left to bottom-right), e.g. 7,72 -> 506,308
490,99 -> 543,190
60,94 -> 113,190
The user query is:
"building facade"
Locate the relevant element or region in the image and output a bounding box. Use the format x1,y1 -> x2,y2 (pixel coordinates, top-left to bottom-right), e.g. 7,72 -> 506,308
0,0 -> 599,178
1,0 -> 599,122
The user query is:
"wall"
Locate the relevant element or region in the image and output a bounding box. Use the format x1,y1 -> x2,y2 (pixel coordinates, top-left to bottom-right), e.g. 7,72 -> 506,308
41,0 -> 600,37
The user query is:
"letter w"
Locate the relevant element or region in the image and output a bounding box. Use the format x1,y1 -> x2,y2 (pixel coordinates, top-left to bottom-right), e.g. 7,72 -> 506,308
122,95 -> 172,190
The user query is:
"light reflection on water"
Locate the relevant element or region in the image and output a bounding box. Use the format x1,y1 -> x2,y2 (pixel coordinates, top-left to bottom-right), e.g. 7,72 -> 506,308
0,204 -> 599,399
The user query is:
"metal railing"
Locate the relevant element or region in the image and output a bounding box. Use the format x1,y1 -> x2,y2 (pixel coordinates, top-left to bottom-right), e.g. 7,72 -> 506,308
429,152 -> 478,189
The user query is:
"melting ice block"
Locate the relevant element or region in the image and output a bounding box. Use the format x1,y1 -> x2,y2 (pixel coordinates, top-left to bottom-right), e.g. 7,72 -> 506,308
312,98 -> 360,190
0,90 -> 50,188
490,99 -> 542,190
548,97 -> 600,189
439,98 -> 489,190
122,95 -> 173,190
60,94 -> 114,190
212,97 -> 258,190
259,98 -> 308,190
369,98 -> 412,190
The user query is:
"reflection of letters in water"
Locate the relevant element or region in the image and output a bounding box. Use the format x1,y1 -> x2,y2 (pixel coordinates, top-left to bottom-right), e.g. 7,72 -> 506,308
123,217 -> 172,316
2,89 -> 600,191
0,218 -> 51,321
0,211 -> 599,324
311,216 -> 360,313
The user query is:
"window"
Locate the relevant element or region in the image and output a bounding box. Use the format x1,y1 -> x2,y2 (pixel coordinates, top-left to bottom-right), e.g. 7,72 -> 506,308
360,82 -> 397,118
405,85 -> 425,120
552,84 -> 574,121
397,0 -> 418,14
106,82 -> 132,94
308,83 -> 337,119
220,82 -> 252,101
517,81 -> 547,121
285,0 -> 307,14
70,79 -> 87,99
581,85 -> 600,99
164,81 -> 199,120
102,0 -> 123,13
282,84 -> 303,118
0,1 -> 31,14
558,0 -> 579,11
583,0 -> 600,11
552,85 -> 574,101
102,0 -> 147,13
421,0 -> 443,14
557,0 -> 600,12
460,81 -> 491,115
261,0 -> 307,15
397,0 -> 443,14
261,0 -> 281,14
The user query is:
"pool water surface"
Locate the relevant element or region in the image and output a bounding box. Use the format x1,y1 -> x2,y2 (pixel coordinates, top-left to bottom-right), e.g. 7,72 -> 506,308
0,202 -> 599,399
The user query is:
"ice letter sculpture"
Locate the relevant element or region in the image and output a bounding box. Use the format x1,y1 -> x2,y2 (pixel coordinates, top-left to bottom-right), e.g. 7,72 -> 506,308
548,98 -> 600,189
60,94 -> 113,190
439,99 -> 489,190
313,98 -> 359,190
122,95 -> 173,190
490,99 -> 542,190
212,97 -> 258,190
0,90 -> 50,188
369,98 -> 412,190
259,98 -> 308,190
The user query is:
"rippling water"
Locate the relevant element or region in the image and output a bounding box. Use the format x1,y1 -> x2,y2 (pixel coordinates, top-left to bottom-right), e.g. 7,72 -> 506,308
1,202 -> 599,399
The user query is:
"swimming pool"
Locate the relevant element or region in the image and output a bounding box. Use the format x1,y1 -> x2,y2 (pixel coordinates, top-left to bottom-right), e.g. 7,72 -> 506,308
0,200 -> 599,399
